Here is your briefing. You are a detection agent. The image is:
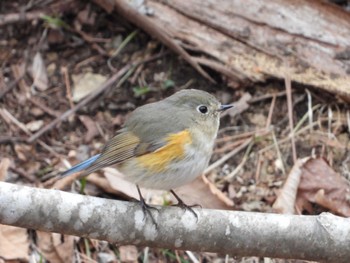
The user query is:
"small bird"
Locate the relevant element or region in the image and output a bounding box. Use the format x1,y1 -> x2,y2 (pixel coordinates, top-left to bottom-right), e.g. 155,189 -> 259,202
62,89 -> 232,222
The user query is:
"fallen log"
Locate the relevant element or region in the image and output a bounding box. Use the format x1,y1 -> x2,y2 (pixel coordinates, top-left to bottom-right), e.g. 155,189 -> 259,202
99,0 -> 350,95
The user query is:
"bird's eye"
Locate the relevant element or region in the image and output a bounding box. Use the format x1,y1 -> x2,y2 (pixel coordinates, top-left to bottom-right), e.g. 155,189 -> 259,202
197,105 -> 208,114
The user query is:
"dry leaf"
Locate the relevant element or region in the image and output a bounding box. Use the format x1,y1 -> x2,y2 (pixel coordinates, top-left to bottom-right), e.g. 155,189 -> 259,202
102,168 -> 233,209
36,231 -> 75,263
273,158 -> 310,214
30,107 -> 45,117
103,168 -> 139,198
102,168 -> 164,203
79,115 -> 99,143
119,245 -> 138,262
296,158 -> 350,216
0,225 -> 29,261
247,113 -> 267,128
97,252 -> 117,263
31,52 -> 49,91
227,92 -> 251,118
25,119 -> 44,132
174,175 -> 234,209
52,171 -> 82,190
11,63 -> 28,102
77,6 -> 96,25
112,114 -> 125,126
14,144 -> 33,161
72,72 -> 107,102
0,158 -> 11,181
86,173 -> 120,194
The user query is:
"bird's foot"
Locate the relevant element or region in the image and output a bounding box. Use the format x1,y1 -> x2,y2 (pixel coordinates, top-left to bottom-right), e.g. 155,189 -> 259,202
170,190 -> 201,221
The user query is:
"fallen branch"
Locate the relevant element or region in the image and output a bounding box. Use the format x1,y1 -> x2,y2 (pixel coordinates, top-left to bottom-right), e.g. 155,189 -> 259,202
129,0 -> 350,95
0,182 -> 349,262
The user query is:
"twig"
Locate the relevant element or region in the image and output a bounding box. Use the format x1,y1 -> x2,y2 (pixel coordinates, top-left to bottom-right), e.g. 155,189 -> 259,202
214,139 -> 247,154
327,106 -> 333,139
332,104 -> 342,135
265,94 -> 276,129
258,121 -> 320,154
28,68 -> 128,143
0,108 -> 59,156
0,136 -> 27,144
111,29 -> 139,58
0,11 -> 44,26
347,110 -> 350,134
305,89 -> 313,133
185,251 -> 199,263
108,29 -> 139,71
293,104 -> 321,135
255,154 -> 263,181
61,66 -> 74,109
28,53 -> 166,143
129,40 -> 160,84
311,131 -> 346,149
174,250 -> 181,263
74,55 -> 102,70
284,62 -> 297,163
216,130 -> 258,143
28,97 -> 61,118
220,92 -> 251,118
271,130 -> 286,175
194,56 -> 248,82
129,62 -> 145,84
205,137 -> 253,174
74,27 -> 108,56
0,75 -> 25,99
177,79 -> 195,90
104,61 -> 141,98
10,166 -> 37,183
249,91 -> 288,103
222,139 -> 254,181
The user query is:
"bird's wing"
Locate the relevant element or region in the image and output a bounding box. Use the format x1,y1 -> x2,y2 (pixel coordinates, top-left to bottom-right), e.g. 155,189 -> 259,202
80,130 -> 163,176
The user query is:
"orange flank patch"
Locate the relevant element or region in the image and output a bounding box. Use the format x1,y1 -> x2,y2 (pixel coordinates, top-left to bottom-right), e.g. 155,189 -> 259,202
137,130 -> 192,173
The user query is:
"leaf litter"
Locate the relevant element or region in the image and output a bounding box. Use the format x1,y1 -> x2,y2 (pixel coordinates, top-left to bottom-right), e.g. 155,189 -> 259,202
297,158 -> 350,217
0,0 -> 350,262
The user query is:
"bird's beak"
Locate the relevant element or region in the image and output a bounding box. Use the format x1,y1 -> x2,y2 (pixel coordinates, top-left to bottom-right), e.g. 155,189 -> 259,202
219,104 -> 233,112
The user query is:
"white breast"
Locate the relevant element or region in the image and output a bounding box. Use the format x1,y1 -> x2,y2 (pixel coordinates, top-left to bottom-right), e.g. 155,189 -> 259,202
119,139 -> 213,190
120,127 -> 217,190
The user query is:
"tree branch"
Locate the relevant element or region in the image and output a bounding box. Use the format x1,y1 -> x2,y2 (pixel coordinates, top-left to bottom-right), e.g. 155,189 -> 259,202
0,182 -> 349,262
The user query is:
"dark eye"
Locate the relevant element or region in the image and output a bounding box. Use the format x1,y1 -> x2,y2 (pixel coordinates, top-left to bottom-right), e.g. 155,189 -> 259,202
197,105 -> 208,114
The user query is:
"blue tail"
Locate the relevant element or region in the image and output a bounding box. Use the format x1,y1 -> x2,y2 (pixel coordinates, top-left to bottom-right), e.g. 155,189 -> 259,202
61,154 -> 101,176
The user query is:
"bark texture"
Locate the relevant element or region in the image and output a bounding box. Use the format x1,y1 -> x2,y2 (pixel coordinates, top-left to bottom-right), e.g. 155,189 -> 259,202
107,0 -> 350,95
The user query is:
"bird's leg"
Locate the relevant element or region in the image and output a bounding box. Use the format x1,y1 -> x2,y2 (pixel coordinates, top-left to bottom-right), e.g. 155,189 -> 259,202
170,190 -> 201,220
136,185 -> 159,226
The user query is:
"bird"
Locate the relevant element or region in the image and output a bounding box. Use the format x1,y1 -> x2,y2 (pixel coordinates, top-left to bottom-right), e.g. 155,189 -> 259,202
62,89 -> 233,223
